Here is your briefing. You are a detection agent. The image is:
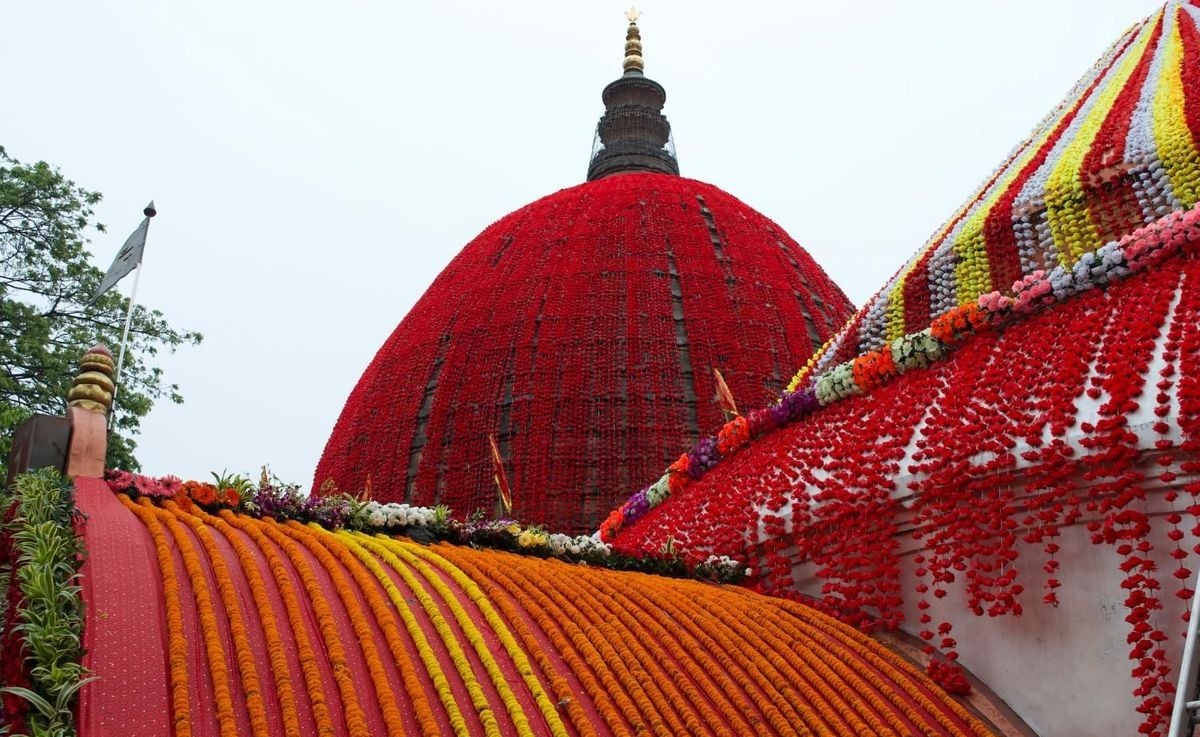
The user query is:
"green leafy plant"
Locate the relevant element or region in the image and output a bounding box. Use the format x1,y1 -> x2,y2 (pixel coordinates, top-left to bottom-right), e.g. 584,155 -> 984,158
0,469 -> 89,737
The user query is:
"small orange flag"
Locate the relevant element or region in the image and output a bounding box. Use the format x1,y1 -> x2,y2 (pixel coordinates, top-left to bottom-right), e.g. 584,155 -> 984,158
488,434 -> 513,516
713,368 -> 739,419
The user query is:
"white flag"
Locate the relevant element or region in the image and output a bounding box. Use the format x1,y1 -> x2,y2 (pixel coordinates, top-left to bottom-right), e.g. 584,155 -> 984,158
90,217 -> 148,303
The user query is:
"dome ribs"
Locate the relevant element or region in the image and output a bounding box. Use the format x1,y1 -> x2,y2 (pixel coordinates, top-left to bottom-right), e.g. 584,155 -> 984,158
663,246 -> 700,441
695,195 -> 729,266
315,174 -> 852,532
406,331 -> 452,505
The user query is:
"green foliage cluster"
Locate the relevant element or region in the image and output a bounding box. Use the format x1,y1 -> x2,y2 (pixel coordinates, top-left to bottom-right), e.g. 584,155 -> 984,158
0,469 -> 91,737
0,146 -> 201,476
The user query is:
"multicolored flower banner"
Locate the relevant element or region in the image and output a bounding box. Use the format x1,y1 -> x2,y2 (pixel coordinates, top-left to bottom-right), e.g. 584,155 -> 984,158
815,0 -> 1200,373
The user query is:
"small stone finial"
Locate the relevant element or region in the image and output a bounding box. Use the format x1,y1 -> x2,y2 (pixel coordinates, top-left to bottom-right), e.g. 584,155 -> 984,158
623,7 -> 644,74
68,344 -> 116,415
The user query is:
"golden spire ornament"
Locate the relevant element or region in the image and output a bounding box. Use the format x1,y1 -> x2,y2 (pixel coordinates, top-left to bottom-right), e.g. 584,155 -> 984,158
623,6 -> 644,73
68,344 -> 116,415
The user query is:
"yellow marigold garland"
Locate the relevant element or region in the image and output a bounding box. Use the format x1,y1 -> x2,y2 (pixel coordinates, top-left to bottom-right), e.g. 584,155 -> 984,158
1045,12 -> 1160,265
367,536 -> 549,737
333,532 -> 476,737
276,521 -> 409,737
391,539 -> 573,737
1155,9 -> 1200,208
431,545 -> 619,737
292,524 -> 444,737
441,546 -> 643,735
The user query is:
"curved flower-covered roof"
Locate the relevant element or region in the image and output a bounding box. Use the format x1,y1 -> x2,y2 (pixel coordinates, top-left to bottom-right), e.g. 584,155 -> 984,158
66,476 -> 995,737
315,173 -> 851,534
810,0 -> 1200,374
599,4 -> 1200,734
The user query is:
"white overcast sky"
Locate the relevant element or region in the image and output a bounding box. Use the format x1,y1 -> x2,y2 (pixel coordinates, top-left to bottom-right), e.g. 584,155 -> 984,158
6,1 -> 1160,490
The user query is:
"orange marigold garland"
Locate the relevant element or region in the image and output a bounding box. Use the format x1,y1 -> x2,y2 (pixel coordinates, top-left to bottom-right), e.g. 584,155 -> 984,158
440,546 -> 640,736
193,507 -> 303,737
275,522 -> 409,737
336,533 -> 474,737
851,348 -> 899,391
430,545 -> 614,737
248,518 -> 373,737
117,495 -> 192,737
149,501 -> 242,737
348,534 -> 504,737
218,510 -> 339,737
165,502 -> 272,736
371,536 -> 546,737
286,522 -> 440,736
390,539 -> 572,737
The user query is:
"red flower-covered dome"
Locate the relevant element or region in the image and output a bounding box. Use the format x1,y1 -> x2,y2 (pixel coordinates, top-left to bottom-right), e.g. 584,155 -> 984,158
314,172 -> 851,532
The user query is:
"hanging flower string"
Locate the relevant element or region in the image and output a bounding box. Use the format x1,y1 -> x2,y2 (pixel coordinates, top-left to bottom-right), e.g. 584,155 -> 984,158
608,244 -> 1200,730
601,204 -> 1200,541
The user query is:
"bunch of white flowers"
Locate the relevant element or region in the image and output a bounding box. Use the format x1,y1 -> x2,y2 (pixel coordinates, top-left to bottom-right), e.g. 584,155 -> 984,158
889,329 -> 946,372
814,362 -> 861,404
645,475 -> 672,507
696,554 -> 747,580
546,532 -> 611,558
360,501 -> 442,529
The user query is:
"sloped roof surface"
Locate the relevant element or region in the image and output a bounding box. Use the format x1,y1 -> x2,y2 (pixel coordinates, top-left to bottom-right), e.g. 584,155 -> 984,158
73,477 -> 991,737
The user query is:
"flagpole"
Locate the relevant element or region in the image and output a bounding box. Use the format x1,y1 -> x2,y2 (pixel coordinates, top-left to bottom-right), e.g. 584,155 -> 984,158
110,201 -> 156,409
113,260 -> 143,391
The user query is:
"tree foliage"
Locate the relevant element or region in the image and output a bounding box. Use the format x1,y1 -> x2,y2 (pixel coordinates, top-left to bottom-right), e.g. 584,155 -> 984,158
0,146 -> 201,475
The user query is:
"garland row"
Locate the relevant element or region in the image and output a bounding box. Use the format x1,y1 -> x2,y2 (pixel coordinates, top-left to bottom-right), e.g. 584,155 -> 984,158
600,202 -> 1200,543
104,470 -> 747,584
108,492 -> 993,736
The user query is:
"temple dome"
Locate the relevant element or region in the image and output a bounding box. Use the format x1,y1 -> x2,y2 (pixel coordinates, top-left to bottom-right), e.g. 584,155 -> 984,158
314,172 -> 851,532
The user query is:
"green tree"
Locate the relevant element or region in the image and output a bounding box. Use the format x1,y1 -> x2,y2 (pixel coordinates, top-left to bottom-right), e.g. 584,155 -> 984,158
0,146 -> 201,476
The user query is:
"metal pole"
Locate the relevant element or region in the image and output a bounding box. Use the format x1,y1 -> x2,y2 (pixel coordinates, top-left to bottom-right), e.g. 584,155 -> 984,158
110,202 -> 155,412
1169,569 -> 1200,736
113,259 -> 142,393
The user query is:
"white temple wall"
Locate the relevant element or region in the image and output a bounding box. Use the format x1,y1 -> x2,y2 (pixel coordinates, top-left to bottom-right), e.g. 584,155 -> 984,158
789,476 -> 1194,737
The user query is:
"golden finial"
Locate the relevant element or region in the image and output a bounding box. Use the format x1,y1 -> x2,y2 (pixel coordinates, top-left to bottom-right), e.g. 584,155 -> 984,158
623,7 -> 644,73
68,343 -> 116,415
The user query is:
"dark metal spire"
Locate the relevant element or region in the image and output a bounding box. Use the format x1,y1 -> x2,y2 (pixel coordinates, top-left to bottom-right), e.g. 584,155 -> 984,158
586,9 -> 679,181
